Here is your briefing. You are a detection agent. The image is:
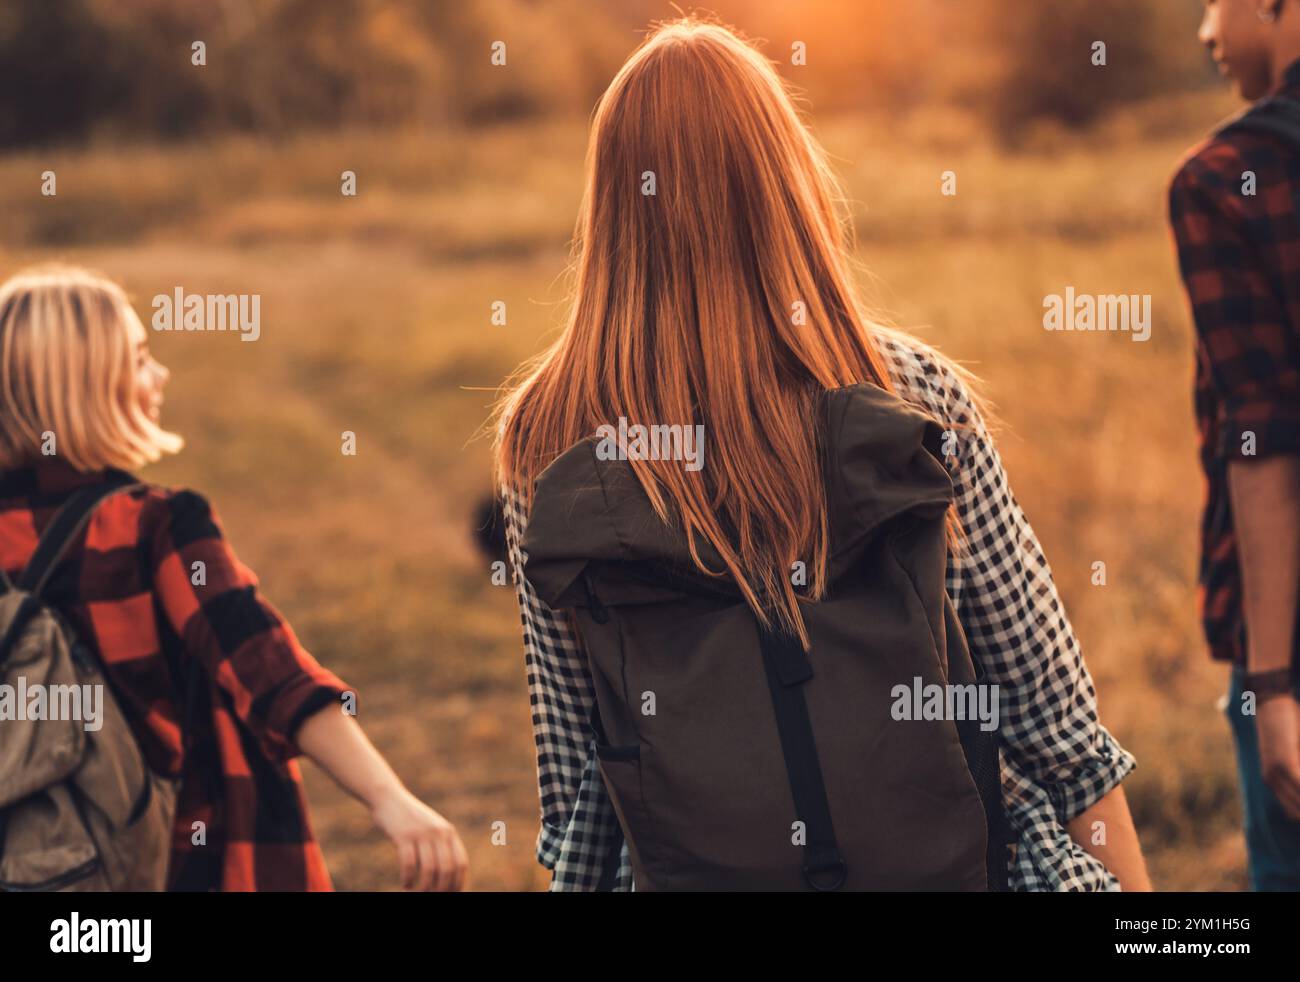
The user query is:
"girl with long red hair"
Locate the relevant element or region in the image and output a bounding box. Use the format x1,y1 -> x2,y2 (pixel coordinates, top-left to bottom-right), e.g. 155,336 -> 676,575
494,17 -> 1149,891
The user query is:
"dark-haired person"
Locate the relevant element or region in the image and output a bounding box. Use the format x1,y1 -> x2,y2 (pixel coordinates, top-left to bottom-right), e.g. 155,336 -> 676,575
1169,0 -> 1300,890
495,18 -> 1149,891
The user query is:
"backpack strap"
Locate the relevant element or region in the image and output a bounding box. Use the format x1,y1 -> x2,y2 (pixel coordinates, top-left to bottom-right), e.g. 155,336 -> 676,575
18,473 -> 141,598
756,621 -> 848,891
587,698 -> 629,891
0,474 -> 141,675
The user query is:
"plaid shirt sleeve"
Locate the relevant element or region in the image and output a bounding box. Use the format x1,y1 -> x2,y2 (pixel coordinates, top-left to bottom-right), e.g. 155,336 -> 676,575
505,336 -> 1135,891
503,486 -> 632,890
149,489 -> 350,763
1170,152 -> 1300,459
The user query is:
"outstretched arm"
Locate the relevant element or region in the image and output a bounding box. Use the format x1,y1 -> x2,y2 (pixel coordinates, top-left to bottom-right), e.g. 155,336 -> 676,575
297,706 -> 468,891
150,489 -> 466,891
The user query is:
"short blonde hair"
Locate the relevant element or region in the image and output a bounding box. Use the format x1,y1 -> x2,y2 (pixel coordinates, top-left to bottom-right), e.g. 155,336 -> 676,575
0,264 -> 183,471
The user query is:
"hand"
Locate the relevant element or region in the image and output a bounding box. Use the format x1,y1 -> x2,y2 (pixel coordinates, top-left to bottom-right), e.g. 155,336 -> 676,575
1256,695 -> 1300,820
369,785 -> 469,891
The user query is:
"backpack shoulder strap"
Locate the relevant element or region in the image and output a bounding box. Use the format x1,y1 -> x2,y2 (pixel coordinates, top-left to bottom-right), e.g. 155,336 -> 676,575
755,620 -> 847,891
18,473 -> 142,598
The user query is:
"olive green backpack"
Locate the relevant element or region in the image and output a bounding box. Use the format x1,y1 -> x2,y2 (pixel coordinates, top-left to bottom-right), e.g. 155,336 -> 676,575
523,384 -> 1011,891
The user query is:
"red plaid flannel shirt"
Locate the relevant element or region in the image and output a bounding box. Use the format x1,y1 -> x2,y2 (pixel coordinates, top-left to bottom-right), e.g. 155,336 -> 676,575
1169,60 -> 1300,664
0,458 -> 350,890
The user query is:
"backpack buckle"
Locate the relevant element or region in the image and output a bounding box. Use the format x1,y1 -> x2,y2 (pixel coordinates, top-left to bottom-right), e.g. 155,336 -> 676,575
802,846 -> 847,891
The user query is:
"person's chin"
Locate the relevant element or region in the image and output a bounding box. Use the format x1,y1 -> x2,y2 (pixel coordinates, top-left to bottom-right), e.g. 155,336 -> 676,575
1238,79 -> 1266,101
1232,67 -> 1272,102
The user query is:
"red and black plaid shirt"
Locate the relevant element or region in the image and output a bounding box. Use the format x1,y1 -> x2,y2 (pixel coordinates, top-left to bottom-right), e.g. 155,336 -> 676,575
0,458 -> 350,890
1170,59 -> 1300,664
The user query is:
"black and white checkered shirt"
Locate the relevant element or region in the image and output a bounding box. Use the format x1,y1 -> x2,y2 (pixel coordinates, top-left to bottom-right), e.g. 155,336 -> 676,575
502,332 -> 1137,891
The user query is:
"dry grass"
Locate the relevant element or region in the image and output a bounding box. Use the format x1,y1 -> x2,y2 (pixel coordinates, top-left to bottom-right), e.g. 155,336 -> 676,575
0,89 -> 1249,890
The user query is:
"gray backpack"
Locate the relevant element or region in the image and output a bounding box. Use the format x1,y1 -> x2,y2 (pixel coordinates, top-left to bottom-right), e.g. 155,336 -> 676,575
523,383 -> 1010,891
0,476 -> 177,891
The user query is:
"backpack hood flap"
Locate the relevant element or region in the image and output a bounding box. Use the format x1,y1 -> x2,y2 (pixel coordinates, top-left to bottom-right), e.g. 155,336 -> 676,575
522,435 -> 737,610
516,447 -> 602,611
522,382 -> 953,604
822,382 -> 954,577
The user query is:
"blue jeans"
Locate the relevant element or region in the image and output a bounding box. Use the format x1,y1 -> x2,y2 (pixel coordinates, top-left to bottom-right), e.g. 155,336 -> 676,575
1226,667 -> 1300,890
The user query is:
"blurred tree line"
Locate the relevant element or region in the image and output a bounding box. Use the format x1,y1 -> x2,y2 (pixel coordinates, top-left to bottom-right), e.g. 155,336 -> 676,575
0,0 -> 1215,149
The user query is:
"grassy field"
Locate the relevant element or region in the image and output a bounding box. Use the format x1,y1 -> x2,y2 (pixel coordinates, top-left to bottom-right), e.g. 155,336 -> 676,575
0,88 -> 1251,890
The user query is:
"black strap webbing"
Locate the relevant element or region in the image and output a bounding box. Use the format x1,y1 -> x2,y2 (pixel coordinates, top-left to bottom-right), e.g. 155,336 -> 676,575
18,474 -> 140,598
756,621 -> 847,891
586,697 -> 627,891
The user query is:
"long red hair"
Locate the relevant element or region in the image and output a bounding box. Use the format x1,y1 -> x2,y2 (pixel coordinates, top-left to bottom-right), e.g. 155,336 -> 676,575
496,16 -> 918,646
